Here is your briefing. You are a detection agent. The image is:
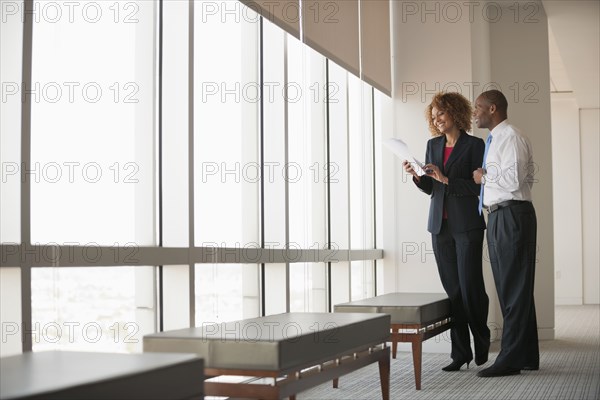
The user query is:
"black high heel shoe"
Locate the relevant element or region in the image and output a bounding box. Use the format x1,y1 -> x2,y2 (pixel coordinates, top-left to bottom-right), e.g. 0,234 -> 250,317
475,353 -> 489,366
442,360 -> 471,371
475,342 -> 490,366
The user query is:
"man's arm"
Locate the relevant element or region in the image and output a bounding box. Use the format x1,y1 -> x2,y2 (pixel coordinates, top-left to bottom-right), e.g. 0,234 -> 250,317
484,135 -> 530,193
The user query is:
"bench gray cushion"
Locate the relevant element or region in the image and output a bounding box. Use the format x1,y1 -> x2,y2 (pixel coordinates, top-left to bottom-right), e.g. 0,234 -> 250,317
334,293 -> 450,325
0,351 -> 204,400
144,312 -> 390,371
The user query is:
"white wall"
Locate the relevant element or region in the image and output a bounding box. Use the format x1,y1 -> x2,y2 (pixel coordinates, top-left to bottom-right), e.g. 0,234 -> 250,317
389,2 -> 499,353
392,2 -> 474,297
383,2 -> 556,350
551,95 -> 583,305
550,100 -> 599,306
390,3 -> 460,352
580,109 -> 600,304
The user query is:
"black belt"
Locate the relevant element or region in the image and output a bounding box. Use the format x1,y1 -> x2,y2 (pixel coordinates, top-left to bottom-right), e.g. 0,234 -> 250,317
487,200 -> 528,213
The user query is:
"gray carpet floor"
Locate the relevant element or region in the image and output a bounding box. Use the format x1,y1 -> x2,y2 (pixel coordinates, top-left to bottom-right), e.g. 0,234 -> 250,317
299,305 -> 600,400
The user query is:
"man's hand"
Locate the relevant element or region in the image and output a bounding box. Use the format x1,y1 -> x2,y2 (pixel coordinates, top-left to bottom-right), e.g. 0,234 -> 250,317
473,168 -> 485,184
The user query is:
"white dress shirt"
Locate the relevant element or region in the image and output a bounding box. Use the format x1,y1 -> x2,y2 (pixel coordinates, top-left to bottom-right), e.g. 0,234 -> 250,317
483,120 -> 534,206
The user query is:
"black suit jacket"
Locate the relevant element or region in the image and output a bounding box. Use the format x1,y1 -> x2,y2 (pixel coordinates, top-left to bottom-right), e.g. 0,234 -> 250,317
414,131 -> 486,235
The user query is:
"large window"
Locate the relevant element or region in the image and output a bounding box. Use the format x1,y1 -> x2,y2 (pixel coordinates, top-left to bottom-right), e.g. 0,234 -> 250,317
26,0 -> 156,353
349,76 -> 376,300
262,18 -> 288,315
0,0 -> 23,357
1,0 -> 386,355
31,267 -> 141,353
193,0 -> 260,324
328,61 -> 352,305
30,0 -> 154,246
287,37 -> 328,312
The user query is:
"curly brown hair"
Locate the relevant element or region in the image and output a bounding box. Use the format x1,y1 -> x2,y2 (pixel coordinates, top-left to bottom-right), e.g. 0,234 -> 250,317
425,92 -> 473,136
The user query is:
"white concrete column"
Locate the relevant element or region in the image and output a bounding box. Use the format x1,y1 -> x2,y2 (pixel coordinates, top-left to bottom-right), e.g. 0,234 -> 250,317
488,1 -> 555,340
386,1 -> 556,350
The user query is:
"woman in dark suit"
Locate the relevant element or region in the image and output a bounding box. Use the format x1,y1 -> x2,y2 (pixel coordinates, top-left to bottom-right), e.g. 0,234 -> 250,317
403,92 -> 490,371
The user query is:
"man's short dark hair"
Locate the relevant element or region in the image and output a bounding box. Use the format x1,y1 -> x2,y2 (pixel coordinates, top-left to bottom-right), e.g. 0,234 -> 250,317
481,90 -> 508,114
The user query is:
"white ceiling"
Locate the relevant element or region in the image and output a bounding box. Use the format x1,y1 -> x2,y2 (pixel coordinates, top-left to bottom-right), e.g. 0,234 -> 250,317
543,0 -> 600,108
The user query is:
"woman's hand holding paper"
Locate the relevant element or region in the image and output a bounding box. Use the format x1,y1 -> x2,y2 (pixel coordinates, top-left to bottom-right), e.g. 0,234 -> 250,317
402,160 -> 421,182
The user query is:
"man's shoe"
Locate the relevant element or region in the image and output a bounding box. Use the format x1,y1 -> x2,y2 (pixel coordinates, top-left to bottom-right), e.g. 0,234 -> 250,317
477,365 -> 521,378
521,365 -> 539,371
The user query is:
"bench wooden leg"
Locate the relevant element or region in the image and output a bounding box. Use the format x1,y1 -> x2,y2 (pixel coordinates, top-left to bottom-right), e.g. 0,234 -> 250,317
378,350 -> 390,400
411,338 -> 422,390
391,327 -> 399,359
332,378 -> 339,388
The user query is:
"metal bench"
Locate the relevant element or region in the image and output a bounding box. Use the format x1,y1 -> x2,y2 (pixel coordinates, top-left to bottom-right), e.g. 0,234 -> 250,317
0,351 -> 204,400
144,312 -> 391,400
335,292 -> 452,390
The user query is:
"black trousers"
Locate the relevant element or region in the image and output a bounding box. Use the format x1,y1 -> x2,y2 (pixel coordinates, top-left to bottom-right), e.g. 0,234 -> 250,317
487,201 -> 539,368
432,221 -> 490,362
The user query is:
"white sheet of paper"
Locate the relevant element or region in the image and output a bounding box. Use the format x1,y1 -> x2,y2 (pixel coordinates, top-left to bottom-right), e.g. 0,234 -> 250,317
382,138 -> 426,175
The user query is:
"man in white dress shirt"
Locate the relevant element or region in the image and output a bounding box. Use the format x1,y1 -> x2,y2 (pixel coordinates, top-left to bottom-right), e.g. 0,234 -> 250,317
472,90 -> 539,378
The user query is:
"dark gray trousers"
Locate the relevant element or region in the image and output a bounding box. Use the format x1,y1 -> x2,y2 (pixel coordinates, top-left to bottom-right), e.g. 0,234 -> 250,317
432,221 -> 490,362
487,201 -> 539,368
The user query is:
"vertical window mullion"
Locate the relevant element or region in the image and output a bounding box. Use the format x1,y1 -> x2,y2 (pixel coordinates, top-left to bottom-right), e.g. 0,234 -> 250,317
188,0 -> 195,328
20,0 -> 34,353
325,59 -> 332,312
259,17 -> 266,317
